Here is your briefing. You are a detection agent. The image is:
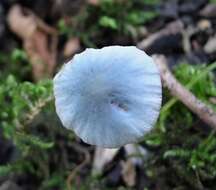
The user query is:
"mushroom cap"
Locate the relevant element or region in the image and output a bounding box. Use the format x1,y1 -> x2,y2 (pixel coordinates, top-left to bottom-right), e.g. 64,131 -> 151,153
54,46 -> 162,148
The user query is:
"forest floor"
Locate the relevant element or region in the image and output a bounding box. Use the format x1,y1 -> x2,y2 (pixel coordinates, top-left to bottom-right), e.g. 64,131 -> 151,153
1,0 -> 216,190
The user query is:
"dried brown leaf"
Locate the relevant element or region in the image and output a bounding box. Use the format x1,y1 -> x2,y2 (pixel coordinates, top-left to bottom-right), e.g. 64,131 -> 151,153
7,5 -> 58,81
121,160 -> 136,187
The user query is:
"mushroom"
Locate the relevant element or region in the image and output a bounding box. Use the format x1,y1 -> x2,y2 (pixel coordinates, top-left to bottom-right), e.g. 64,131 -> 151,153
54,46 -> 162,148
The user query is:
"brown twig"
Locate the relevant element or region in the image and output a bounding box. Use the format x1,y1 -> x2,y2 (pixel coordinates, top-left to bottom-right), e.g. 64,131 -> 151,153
137,20 -> 184,50
153,55 -> 216,129
66,144 -> 90,190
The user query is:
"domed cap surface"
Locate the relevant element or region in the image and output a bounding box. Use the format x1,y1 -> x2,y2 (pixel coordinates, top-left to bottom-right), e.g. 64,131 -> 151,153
54,46 -> 162,148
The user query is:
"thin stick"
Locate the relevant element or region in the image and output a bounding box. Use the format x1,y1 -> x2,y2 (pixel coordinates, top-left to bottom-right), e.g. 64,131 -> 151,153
153,55 -> 216,129
161,62 -> 216,114
137,20 -> 183,50
66,144 -> 90,190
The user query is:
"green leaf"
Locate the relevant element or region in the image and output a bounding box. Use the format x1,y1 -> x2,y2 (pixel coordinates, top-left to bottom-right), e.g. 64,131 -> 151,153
99,16 -> 118,29
164,149 -> 190,159
11,49 -> 27,62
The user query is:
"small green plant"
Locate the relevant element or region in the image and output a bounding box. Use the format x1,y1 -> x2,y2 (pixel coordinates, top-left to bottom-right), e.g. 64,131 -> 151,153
0,75 -> 85,189
0,49 -> 31,80
143,62 -> 216,189
0,75 -> 54,177
210,0 -> 216,3
57,0 -> 159,47
0,75 -> 53,134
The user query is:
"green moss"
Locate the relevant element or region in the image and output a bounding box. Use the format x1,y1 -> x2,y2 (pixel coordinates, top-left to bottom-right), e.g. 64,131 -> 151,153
143,63 -> 216,189
57,0 -> 159,47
